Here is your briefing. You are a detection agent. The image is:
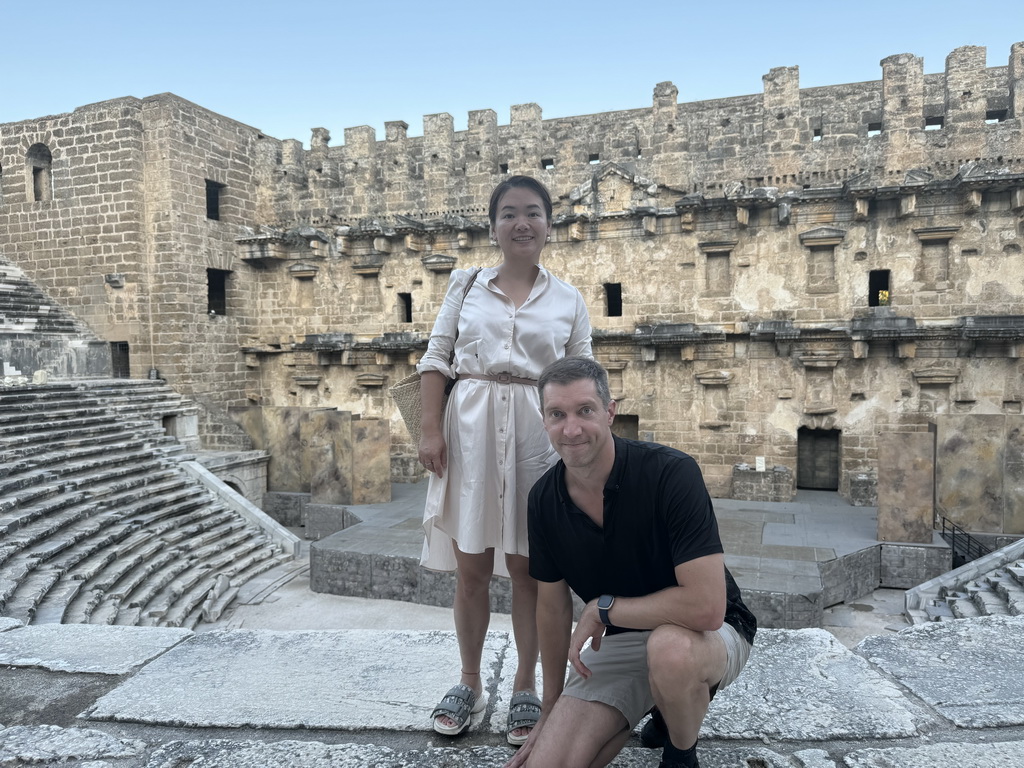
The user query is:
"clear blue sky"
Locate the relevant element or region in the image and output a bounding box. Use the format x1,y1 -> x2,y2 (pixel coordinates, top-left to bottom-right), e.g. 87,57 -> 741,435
3,1 -> 1021,146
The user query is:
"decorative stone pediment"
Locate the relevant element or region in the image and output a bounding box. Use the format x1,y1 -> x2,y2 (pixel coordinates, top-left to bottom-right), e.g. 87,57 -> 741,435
913,367 -> 959,385
799,226 -> 846,246
569,163 -> 658,216
904,168 -> 934,186
421,253 -> 458,272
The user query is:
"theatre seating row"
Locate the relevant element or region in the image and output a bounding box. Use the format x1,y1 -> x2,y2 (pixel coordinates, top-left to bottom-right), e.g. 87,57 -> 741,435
0,381 -> 289,629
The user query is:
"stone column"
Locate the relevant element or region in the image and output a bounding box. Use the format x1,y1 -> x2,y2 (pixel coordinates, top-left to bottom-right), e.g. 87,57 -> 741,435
881,53 -> 925,165
944,46 -> 987,131
510,103 -> 542,175
423,112 -> 454,211
1009,41 -> 1024,119
762,66 -> 802,152
467,109 -> 498,206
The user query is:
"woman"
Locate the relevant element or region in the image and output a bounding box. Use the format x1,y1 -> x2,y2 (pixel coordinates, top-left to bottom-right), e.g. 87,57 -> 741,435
417,176 -> 592,745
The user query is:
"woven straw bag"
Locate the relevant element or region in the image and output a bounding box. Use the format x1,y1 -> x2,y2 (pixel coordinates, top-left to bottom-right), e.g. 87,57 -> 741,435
390,269 -> 480,445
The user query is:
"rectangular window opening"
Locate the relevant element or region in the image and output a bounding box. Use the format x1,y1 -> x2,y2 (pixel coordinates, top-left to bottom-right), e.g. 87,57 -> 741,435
110,341 -> 131,378
812,128 -> 823,142
207,268 -> 230,315
205,179 -> 226,220
499,163 -> 509,174
867,122 -> 882,137
32,167 -> 47,201
588,153 -> 600,165
924,116 -> 944,131
985,109 -> 1007,124
398,292 -> 413,323
541,158 -> 555,170
868,269 -> 891,307
603,283 -> 622,317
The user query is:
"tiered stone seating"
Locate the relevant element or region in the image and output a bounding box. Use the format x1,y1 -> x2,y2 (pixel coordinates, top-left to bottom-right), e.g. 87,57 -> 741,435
917,559 -> 1024,622
0,381 -> 291,629
0,260 -> 86,335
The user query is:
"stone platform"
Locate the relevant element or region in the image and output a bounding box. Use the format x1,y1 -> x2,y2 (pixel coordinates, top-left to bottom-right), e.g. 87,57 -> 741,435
1,616 -> 1023,766
308,485 -> 952,629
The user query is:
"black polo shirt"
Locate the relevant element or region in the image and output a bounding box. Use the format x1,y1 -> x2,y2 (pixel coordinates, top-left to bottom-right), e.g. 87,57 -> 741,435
528,435 -> 756,644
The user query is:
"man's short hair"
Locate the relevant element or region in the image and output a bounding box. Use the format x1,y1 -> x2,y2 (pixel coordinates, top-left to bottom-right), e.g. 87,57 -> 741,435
538,356 -> 612,409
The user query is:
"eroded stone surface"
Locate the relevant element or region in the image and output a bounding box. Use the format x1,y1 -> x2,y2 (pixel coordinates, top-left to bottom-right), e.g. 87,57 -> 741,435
843,740 -> 1024,767
704,628 -> 924,740
0,724 -> 142,764
0,618 -> 22,633
856,615 -> 1024,728
85,629 -> 509,730
0,625 -> 191,675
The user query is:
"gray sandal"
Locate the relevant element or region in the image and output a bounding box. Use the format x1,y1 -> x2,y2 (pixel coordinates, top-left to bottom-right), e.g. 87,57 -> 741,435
431,683 -> 485,736
506,690 -> 542,746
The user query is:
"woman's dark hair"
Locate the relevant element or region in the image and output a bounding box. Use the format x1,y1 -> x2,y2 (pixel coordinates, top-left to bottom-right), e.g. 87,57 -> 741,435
488,175 -> 553,225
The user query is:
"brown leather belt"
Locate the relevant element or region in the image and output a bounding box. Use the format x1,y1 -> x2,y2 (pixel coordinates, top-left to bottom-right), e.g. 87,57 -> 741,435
458,373 -> 537,385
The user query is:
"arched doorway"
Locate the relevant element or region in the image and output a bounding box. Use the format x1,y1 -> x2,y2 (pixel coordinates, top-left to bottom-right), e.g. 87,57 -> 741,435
797,427 -> 840,490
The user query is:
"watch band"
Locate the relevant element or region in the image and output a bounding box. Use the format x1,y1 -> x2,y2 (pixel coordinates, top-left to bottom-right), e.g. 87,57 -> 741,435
597,594 -> 615,627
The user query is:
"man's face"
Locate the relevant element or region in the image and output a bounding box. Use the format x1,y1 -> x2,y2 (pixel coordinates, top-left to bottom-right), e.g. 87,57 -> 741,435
541,378 -> 616,470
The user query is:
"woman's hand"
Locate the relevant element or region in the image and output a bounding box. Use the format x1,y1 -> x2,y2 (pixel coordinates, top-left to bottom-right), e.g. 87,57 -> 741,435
418,429 -> 448,478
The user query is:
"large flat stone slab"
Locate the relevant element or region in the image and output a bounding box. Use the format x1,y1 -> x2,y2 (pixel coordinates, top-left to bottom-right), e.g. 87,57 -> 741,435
703,628 -> 925,740
84,629 -> 513,731
0,625 -> 191,675
0,618 -> 22,633
857,615 -> 1024,728
844,740 -> 1024,767
0,724 -> 143,765
144,741 -> 815,768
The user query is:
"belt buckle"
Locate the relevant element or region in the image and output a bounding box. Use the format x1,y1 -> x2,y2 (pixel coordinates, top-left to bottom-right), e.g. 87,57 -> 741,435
496,372 -> 512,384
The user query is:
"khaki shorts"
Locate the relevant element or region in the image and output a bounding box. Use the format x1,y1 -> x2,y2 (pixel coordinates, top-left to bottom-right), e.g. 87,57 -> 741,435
561,623 -> 751,728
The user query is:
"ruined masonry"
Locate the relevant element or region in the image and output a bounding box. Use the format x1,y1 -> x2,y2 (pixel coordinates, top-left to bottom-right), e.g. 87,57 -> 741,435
1,43 -> 1023,537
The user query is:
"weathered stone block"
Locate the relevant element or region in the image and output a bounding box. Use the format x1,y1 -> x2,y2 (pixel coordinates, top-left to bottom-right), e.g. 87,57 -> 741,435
877,433 -> 934,543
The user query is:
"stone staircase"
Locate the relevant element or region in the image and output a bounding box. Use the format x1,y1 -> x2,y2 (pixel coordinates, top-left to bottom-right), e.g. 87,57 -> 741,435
0,259 -> 86,337
906,538 -> 1024,624
0,381 -> 293,629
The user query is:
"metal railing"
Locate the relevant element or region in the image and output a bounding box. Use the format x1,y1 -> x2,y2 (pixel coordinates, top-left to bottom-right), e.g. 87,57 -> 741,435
940,517 -> 992,567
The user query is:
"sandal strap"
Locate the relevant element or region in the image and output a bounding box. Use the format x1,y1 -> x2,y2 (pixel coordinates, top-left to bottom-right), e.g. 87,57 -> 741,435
507,691 -> 542,730
431,684 -> 476,722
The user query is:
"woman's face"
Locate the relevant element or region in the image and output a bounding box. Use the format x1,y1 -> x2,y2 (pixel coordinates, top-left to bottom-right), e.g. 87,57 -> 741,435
491,186 -> 552,264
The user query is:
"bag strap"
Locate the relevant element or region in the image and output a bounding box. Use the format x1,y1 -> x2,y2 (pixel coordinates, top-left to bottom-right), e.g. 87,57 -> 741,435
449,267 -> 481,365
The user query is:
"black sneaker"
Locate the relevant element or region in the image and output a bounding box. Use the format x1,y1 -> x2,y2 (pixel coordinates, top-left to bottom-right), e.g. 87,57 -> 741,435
640,707 -> 668,748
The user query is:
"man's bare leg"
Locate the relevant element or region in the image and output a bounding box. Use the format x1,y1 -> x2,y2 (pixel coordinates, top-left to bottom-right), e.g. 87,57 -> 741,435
646,625 -> 728,759
522,695 -> 630,768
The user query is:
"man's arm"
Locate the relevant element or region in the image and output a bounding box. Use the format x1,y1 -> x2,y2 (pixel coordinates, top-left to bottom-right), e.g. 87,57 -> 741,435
504,579 -> 573,768
537,579 -> 573,706
584,553 -> 727,634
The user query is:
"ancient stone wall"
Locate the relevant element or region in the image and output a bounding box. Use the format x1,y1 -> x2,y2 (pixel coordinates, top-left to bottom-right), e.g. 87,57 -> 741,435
2,44 -> 1023,521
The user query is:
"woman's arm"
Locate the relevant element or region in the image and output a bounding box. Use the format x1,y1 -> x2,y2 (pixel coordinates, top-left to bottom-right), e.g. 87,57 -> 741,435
418,371 -> 449,477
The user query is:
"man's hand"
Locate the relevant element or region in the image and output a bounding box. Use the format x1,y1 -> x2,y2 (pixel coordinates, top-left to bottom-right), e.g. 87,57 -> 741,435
567,599 -> 606,679
503,710 -> 549,768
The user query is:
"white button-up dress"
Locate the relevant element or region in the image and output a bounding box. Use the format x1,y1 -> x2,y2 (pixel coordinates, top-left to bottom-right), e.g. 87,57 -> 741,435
417,266 -> 593,575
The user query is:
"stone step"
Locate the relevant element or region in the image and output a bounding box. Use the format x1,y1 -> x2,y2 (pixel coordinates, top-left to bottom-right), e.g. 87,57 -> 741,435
0,421 -> 135,459
122,556 -> 199,625
0,568 -> 62,623
991,574 -> 1024,616
145,533 -> 272,628
948,595 -> 983,618
0,414 -> 125,450
31,578 -> 88,624
925,601 -> 956,621
1,442 -> 158,485
967,581 -> 1011,616
0,404 -> 111,430
87,549 -> 182,626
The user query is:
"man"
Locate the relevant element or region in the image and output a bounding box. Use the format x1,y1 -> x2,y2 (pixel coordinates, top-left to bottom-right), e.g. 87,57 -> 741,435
505,357 -> 756,768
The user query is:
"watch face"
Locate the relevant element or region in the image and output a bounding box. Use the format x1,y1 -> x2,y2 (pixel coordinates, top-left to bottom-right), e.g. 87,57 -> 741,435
598,595 -> 613,609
